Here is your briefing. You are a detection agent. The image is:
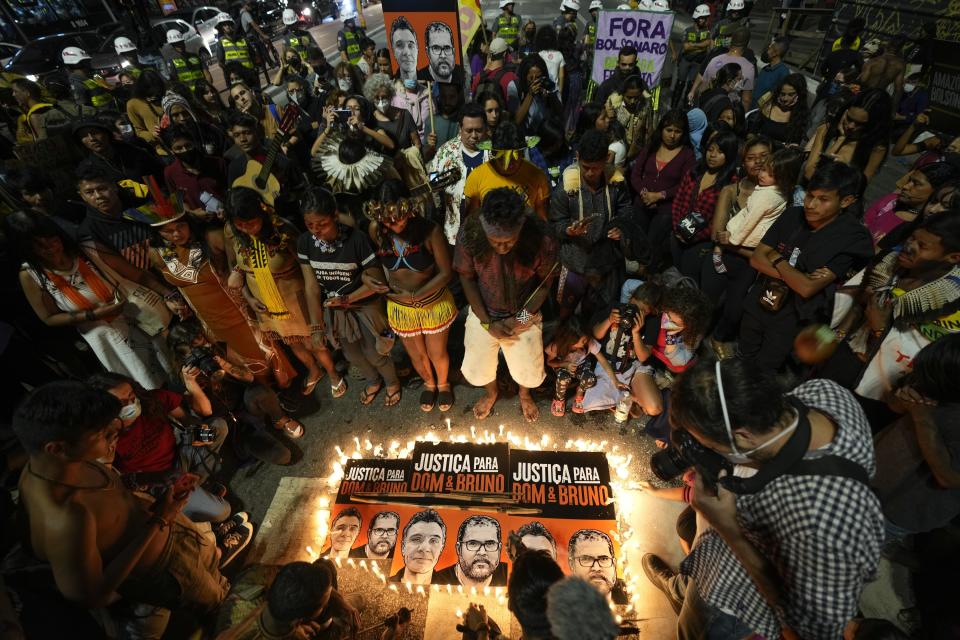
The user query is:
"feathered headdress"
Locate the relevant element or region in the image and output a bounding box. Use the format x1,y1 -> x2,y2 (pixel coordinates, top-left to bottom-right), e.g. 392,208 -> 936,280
122,176 -> 187,227
311,132 -> 393,195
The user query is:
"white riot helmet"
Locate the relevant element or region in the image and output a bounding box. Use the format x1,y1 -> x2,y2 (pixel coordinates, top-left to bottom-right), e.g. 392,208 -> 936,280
114,36 -> 137,54
282,8 -> 297,25
166,29 -> 185,44
727,0 -> 745,10
561,0 -> 580,12
499,0 -> 515,7
589,0 -> 603,9
692,3 -> 711,18
637,0 -> 654,8
341,10 -> 357,21
652,0 -> 669,9
61,46 -> 91,65
616,3 -> 632,8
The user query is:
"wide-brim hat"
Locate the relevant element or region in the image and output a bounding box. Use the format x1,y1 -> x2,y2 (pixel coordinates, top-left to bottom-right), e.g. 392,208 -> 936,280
122,177 -> 188,227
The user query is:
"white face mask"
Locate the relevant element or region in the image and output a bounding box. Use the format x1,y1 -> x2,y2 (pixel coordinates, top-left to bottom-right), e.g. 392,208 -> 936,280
337,78 -> 352,91
118,124 -> 134,138
374,98 -> 390,112
904,83 -> 916,93
118,397 -> 141,423
715,360 -> 797,465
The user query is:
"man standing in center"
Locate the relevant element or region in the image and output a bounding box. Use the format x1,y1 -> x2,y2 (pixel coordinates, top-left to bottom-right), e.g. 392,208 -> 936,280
454,188 -> 557,422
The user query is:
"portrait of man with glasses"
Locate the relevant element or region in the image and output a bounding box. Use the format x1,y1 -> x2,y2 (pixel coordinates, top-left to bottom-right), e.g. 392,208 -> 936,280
433,515 -> 507,587
350,510 -> 400,559
418,21 -> 462,86
567,529 -> 628,603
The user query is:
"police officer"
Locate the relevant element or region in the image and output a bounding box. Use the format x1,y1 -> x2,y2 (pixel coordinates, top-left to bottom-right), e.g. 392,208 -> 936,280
584,0 -> 602,50
492,0 -> 521,51
280,9 -> 317,62
218,15 -> 255,72
553,0 -> 579,39
113,37 -> 144,79
337,12 -> 367,64
672,3 -> 712,108
61,47 -> 114,111
164,29 -> 213,92
711,0 -> 746,50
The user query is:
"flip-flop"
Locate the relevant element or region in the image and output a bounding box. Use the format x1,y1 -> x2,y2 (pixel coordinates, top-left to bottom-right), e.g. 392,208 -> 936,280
437,387 -> 454,412
330,377 -> 348,398
360,383 -> 383,405
551,399 -> 566,417
274,416 -> 304,439
384,387 -> 402,407
301,370 -> 325,395
419,387 -> 437,412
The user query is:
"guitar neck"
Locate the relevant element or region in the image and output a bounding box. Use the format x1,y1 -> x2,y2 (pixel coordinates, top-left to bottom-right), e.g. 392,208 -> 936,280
256,135 -> 285,187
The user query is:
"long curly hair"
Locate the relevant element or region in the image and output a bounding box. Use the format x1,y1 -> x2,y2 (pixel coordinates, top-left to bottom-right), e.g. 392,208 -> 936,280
660,285 -> 712,347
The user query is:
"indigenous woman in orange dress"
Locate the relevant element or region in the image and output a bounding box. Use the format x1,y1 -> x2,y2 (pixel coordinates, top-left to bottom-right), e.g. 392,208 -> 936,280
223,187 -> 344,400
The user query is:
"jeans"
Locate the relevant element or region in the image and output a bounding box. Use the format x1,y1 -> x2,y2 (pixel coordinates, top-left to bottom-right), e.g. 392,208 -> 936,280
669,574 -> 757,640
700,251 -> 757,342
737,291 -> 801,371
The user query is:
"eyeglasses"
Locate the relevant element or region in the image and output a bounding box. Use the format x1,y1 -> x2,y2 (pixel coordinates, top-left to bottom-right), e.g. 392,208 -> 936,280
371,527 -> 397,537
575,555 -> 614,568
429,44 -> 454,56
462,540 -> 500,552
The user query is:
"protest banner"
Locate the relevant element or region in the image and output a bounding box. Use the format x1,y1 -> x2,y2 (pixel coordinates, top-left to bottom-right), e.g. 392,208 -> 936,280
382,0 -> 465,85
929,39 -> 960,134
459,0 -> 484,58
590,9 -> 675,89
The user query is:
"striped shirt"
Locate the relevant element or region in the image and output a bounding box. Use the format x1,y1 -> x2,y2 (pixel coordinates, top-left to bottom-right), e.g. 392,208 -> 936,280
680,379 -> 884,639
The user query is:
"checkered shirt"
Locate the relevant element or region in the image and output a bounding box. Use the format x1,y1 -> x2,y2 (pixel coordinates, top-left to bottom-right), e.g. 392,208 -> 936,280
680,379 -> 884,639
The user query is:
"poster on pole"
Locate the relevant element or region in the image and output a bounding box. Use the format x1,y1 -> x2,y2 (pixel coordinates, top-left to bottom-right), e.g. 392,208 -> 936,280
929,39 -> 960,134
382,0 -> 466,87
590,9 -> 675,88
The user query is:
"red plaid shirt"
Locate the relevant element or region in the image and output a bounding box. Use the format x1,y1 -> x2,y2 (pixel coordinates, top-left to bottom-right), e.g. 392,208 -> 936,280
671,171 -> 737,244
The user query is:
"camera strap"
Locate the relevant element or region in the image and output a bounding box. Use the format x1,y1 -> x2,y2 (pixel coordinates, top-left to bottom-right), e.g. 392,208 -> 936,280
721,397 -> 869,494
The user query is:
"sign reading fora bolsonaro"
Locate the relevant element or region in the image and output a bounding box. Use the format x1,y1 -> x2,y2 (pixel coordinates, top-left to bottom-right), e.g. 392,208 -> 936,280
590,9 -> 675,89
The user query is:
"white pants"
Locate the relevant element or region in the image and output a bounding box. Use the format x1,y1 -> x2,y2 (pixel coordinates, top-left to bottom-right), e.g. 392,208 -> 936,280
461,309 -> 546,389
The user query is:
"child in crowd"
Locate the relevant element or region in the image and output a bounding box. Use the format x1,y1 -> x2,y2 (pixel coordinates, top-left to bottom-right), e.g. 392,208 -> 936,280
722,147 -> 803,250
544,318 -> 616,417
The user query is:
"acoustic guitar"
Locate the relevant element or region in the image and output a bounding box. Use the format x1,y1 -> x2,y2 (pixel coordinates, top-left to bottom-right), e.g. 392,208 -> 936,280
231,104 -> 301,206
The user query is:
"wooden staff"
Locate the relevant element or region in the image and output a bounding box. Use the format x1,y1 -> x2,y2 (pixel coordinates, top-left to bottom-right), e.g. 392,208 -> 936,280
427,80 -> 435,136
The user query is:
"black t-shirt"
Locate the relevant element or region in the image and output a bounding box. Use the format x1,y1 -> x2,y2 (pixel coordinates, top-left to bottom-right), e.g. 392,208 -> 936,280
756,206 -> 873,320
296,225 -> 376,298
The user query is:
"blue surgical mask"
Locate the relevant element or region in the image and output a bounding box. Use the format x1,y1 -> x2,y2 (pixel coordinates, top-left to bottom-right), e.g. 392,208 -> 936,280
119,397 -> 141,423
403,78 -> 417,90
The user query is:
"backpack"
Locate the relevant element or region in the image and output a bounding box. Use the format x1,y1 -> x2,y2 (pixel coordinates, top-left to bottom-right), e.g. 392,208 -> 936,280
474,66 -> 513,103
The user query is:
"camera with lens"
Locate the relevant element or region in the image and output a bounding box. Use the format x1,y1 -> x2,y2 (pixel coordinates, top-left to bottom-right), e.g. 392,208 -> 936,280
541,77 -> 556,93
183,346 -> 222,378
617,303 -> 639,330
649,429 -> 731,489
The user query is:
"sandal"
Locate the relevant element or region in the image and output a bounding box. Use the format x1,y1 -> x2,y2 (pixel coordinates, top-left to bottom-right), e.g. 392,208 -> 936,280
572,395 -> 586,414
551,398 -> 566,417
360,383 -> 383,405
301,370 -> 325,396
384,386 -> 402,407
330,376 -> 348,398
275,416 -> 304,439
419,387 -> 437,412
437,386 -> 454,412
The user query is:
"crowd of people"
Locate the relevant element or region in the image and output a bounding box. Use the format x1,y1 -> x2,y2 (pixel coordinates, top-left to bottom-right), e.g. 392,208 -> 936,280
0,0 -> 958,638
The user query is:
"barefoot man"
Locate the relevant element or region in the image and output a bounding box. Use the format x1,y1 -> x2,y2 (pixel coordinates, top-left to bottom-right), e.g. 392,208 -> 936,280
454,187 -> 557,422
13,381 -> 229,637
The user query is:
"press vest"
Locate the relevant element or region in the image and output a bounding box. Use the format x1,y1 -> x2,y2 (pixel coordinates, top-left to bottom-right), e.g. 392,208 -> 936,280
285,32 -> 309,60
221,37 -> 254,69
169,54 -> 204,87
496,14 -> 520,46
341,29 -> 361,63
82,78 -> 113,108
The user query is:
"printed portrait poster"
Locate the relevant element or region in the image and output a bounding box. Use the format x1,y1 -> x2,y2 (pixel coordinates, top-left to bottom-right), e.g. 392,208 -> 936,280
410,441 -> 510,496
591,9 -> 675,88
383,0 -> 465,86
929,39 -> 960,133
508,449 -> 628,604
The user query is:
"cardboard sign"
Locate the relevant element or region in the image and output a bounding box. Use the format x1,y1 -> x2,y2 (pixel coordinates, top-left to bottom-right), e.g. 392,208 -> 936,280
590,9 -> 675,88
929,39 -> 960,134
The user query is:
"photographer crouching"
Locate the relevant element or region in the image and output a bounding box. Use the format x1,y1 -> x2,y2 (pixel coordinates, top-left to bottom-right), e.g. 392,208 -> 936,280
642,358 -> 884,639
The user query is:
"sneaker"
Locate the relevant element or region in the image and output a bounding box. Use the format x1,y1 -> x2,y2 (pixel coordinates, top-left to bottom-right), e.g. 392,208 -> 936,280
641,553 -> 683,615
213,512 -> 249,539
219,521 -> 254,568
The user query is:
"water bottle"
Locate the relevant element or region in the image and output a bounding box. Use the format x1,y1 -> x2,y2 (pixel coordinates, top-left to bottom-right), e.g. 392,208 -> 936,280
614,389 -> 632,424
